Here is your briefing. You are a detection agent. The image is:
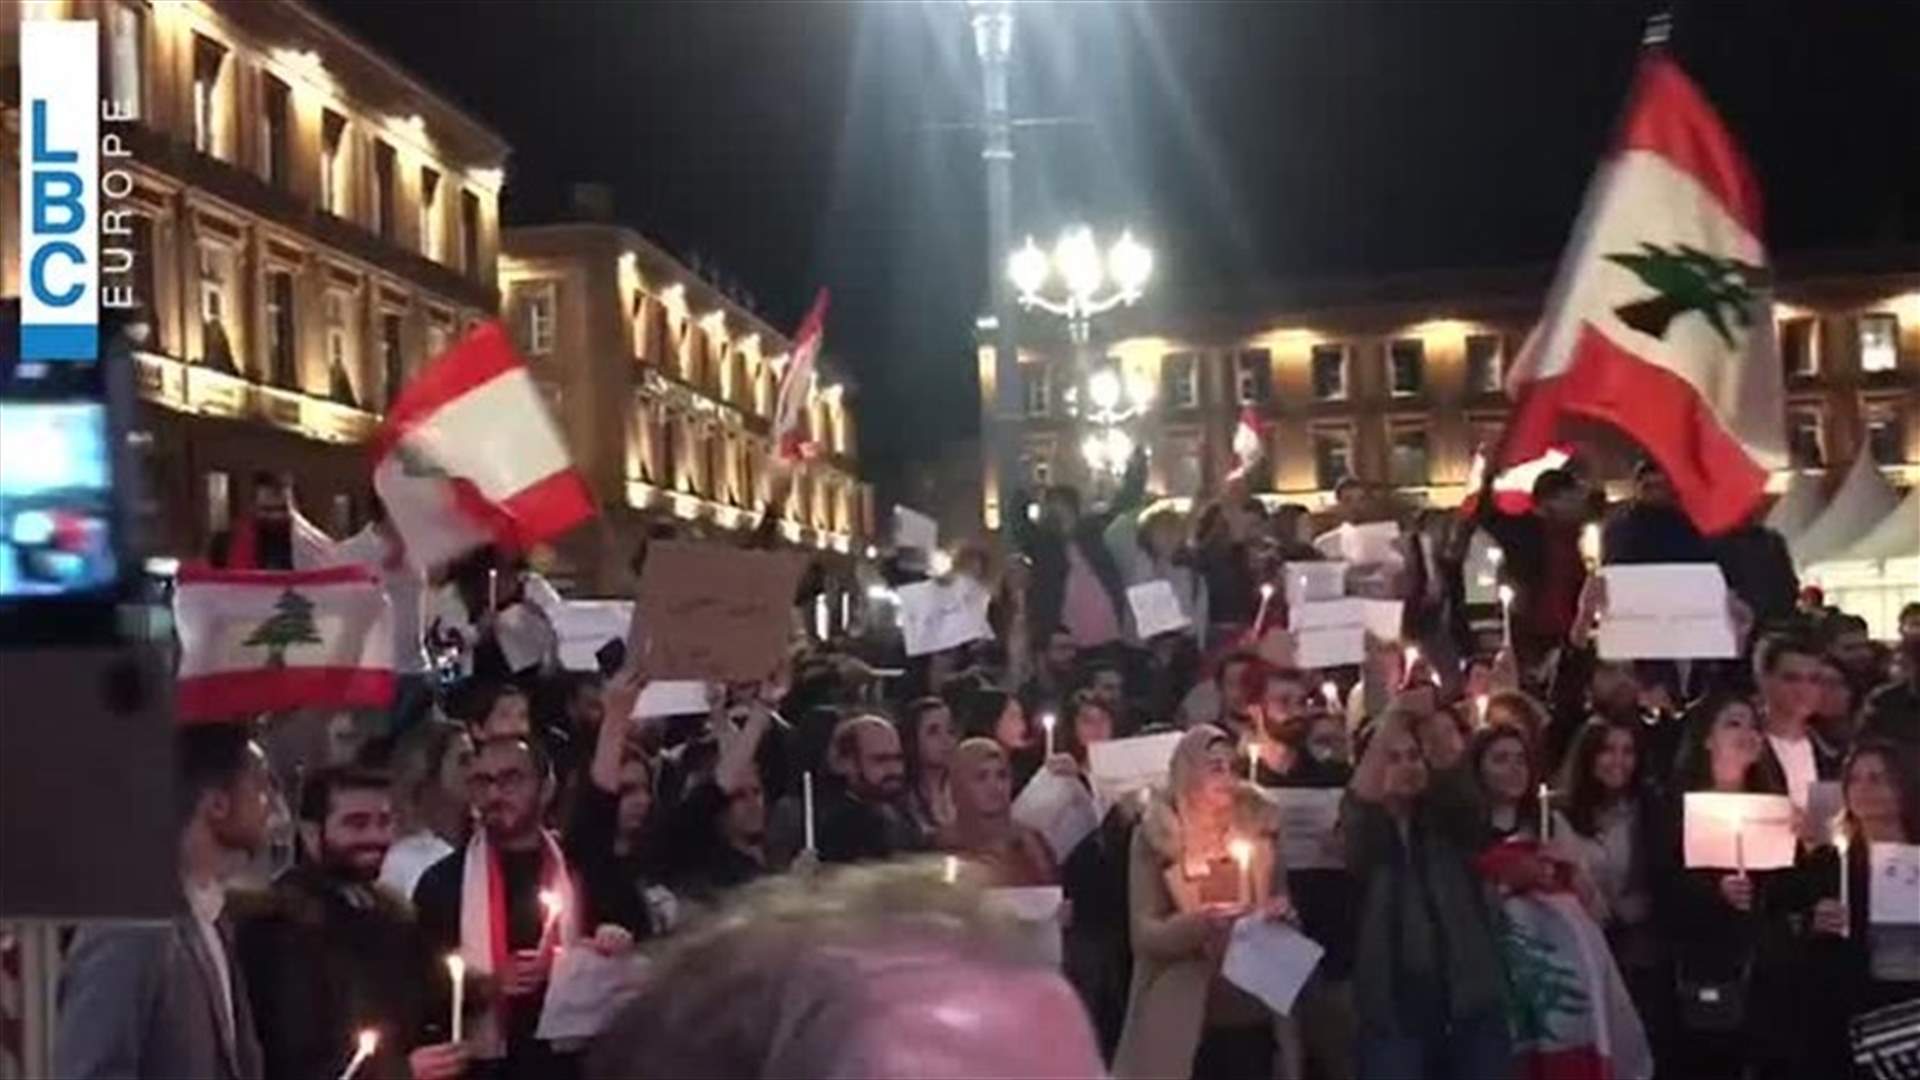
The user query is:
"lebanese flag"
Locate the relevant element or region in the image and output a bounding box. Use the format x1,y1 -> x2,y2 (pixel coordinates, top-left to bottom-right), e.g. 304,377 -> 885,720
1501,54 -> 1785,536
772,289 -> 830,462
371,322 -> 595,570
173,565 -> 395,722
1460,444 -> 1575,516
1231,406 -> 1266,469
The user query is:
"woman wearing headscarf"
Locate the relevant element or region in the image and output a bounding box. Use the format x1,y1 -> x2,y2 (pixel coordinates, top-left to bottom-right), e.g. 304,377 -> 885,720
942,738 -> 1057,887
1113,725 -> 1292,1080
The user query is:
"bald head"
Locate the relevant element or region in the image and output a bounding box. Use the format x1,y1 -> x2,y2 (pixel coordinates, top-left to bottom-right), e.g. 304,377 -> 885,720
831,714 -> 905,802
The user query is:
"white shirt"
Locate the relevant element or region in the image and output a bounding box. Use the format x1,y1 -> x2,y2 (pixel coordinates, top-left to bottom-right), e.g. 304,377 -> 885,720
379,830 -> 454,903
1767,731 -> 1818,810
184,877 -> 235,1048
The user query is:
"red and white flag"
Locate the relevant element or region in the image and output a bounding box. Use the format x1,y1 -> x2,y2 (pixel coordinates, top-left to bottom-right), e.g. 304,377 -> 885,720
371,322 -> 595,570
772,289 -> 830,462
173,565 -> 394,722
1461,444 -> 1575,516
1501,54 -> 1784,535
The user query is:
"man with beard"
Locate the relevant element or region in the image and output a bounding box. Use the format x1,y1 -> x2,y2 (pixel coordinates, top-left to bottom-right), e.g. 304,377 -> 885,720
234,768 -> 466,1080
208,471 -> 310,569
815,714 -> 919,865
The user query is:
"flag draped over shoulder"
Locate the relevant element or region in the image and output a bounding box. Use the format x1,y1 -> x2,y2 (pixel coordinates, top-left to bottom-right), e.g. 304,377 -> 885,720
173,565 -> 395,722
772,289 -> 830,462
371,322 -> 596,571
1501,54 -> 1784,535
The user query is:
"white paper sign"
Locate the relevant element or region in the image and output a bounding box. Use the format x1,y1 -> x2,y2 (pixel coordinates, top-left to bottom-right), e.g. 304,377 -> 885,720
1870,843 -> 1920,926
1222,918 -> 1325,1016
495,604 -> 556,672
1012,769 -> 1102,862
1294,626 -> 1365,670
893,506 -> 939,553
1598,615 -> 1738,661
986,886 -> 1065,965
895,578 -> 994,657
551,600 -> 634,672
1597,564 -> 1737,660
1266,788 -> 1345,870
1683,792 -> 1797,871
1314,522 -> 1401,567
1087,731 -> 1185,809
1282,561 -> 1348,607
631,680 -> 711,719
1128,580 -> 1192,639
535,948 -> 653,1043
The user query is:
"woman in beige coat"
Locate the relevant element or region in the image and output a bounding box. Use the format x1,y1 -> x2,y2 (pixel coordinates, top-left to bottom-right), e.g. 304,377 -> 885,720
1113,725 -> 1295,1080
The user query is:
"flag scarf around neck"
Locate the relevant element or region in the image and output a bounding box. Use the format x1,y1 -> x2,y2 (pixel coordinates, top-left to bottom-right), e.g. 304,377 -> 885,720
458,827 -> 579,1060
772,289 -> 830,462
173,565 -> 395,721
1501,54 -> 1784,536
371,322 -> 595,572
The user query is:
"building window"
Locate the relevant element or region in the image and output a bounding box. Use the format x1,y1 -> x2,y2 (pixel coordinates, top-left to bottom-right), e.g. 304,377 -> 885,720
320,111 -> 347,216
426,316 -> 452,360
197,244 -> 235,373
1023,366 -> 1050,417
1389,338 -> 1425,396
1864,401 -> 1907,465
1390,427 -> 1431,487
1787,407 -> 1825,468
1860,314 -> 1900,374
520,282 -> 556,356
372,142 -> 396,241
419,168 -> 441,260
191,35 -> 226,157
1162,352 -> 1198,408
381,313 -> 405,408
1312,428 -> 1353,490
106,3 -> 144,120
258,76 -> 291,188
325,292 -> 357,407
1779,316 -> 1818,377
1235,349 -> 1273,405
205,471 -> 231,534
460,191 -> 482,277
1163,432 -> 1202,497
1466,333 -> 1505,394
266,271 -> 296,389
1311,343 -> 1347,401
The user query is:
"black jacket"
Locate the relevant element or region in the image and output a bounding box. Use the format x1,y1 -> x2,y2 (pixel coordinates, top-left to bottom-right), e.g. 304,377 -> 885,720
1603,502 -> 1713,566
1009,452 -> 1148,643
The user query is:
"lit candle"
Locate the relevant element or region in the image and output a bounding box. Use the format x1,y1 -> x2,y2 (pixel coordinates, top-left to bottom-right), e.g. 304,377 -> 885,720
1734,818 -> 1747,878
1229,838 -> 1254,909
1580,522 -> 1602,570
337,1029 -> 378,1080
1488,545 -> 1505,569
1498,584 -> 1516,648
1474,694 -> 1490,727
1042,712 -> 1057,759
943,855 -> 960,884
1322,680 -> 1340,713
1537,783 -> 1552,841
487,568 -> 499,613
802,770 -> 817,853
538,888 -> 564,954
444,953 -> 465,1044
1403,644 -> 1420,675
1835,832 -> 1851,937
1246,740 -> 1260,783
1254,581 -> 1275,632
813,594 -> 829,641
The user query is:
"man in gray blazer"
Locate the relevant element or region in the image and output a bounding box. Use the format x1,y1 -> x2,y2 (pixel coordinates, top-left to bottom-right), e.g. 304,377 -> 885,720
55,724 -> 274,1080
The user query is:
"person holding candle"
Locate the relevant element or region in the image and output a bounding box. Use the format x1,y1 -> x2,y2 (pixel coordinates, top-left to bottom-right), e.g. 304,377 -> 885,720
940,738 -> 1057,888
1469,463 -> 1593,670
1113,725 -> 1292,1080
1046,690 -> 1137,1060
1801,739 -> 1920,1078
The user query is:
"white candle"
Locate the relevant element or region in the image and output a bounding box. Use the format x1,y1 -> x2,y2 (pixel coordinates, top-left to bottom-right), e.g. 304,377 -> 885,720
1734,821 -> 1747,878
337,1029 -> 378,1080
813,594 -> 829,641
1322,680 -> 1340,713
1229,838 -> 1254,908
1474,694 -> 1490,727
943,855 -> 960,884
1580,523 -> 1602,569
1042,712 -> 1057,759
1498,585 -> 1516,648
444,954 -> 465,1044
802,770 -> 817,853
538,888 -> 564,954
487,568 -> 499,613
1246,740 -> 1259,783
1254,582 -> 1275,632
1836,832 -> 1851,937
1537,783 -> 1552,841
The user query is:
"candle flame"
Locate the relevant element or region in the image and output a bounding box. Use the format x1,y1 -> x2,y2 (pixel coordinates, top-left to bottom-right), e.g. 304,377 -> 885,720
1322,681 -> 1339,709
539,889 -> 564,922
1041,712 -> 1056,732
943,855 -> 960,884
1259,582 -> 1275,600
1228,838 -> 1253,869
1498,584 -> 1516,606
357,1029 -> 379,1055
444,953 -> 464,977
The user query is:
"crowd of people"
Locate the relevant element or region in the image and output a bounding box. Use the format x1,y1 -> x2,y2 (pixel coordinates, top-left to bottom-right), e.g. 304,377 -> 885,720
47,449 -> 1920,1080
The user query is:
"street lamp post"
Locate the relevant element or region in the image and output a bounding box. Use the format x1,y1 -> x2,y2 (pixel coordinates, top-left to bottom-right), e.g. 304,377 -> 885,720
968,0 -> 1022,531
1009,226 -> 1154,488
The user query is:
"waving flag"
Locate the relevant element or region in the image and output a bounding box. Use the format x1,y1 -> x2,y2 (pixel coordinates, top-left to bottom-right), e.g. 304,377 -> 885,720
772,289 -> 830,462
1460,444 -> 1575,517
173,565 -> 394,722
1501,54 -> 1784,535
372,322 -> 595,570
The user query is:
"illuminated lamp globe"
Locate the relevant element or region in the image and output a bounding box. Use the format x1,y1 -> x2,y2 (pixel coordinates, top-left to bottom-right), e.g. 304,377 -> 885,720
1108,231 -> 1153,296
1008,237 -> 1050,299
1054,226 -> 1105,301
1088,368 -> 1122,412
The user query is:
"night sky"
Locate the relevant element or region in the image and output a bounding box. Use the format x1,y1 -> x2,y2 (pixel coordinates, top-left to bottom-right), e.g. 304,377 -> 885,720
317,0 -> 1919,499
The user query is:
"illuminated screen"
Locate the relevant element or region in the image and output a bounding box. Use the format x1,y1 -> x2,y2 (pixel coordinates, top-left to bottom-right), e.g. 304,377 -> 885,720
0,401 -> 118,597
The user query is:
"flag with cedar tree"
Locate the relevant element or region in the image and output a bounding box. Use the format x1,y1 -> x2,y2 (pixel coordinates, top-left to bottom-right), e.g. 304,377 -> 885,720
1500,53 -> 1786,535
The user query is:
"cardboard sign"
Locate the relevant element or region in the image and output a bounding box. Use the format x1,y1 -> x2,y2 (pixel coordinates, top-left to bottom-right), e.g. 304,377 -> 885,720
1682,792 -> 1797,871
1087,731 -> 1185,809
896,577 -> 994,657
551,600 -> 634,672
1281,561 -> 1348,607
893,505 -> 939,553
636,542 -> 807,683
1012,769 -> 1102,862
1128,580 -> 1192,639
1267,787 -> 1345,870
1598,564 -> 1738,661
1869,843 -> 1920,926
1222,918 -> 1325,1016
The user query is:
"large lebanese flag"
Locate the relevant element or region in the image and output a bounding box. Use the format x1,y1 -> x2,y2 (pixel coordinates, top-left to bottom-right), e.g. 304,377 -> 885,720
772,289 -> 830,462
372,322 -> 595,570
173,565 -> 394,722
1502,55 -> 1785,535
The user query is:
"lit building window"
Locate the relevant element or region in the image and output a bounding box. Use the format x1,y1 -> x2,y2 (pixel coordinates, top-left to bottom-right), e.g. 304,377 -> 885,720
1312,427 -> 1353,490
1864,401 -> 1907,465
523,282 -> 557,356
372,142 -> 397,241
419,168 -> 442,260
426,315 -> 452,359
1466,333 -> 1505,394
205,472 -> 231,534
1787,407 -> 1825,468
197,244 -> 235,373
1390,427 -> 1430,487
461,191 -> 482,277
320,111 -> 348,216
1023,366 -> 1050,417
1162,352 -> 1198,408
381,313 -> 405,408
1779,316 -> 1819,377
1235,349 -> 1272,405
266,270 -> 296,389
191,35 -> 226,157
1389,338 -> 1425,397
1860,314 -> 1899,374
325,292 -> 357,407
260,76 -> 291,188
107,3 -> 144,120
1311,343 -> 1347,401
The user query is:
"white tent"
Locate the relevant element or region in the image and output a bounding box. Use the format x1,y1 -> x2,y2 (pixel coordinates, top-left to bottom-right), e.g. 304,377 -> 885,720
1764,471 -> 1826,544
1803,483 -> 1920,639
1835,486 -> 1920,562
1790,452 -> 1899,568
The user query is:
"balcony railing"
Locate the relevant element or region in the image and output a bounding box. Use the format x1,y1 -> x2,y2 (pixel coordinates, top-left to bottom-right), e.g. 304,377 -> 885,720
134,350 -> 379,445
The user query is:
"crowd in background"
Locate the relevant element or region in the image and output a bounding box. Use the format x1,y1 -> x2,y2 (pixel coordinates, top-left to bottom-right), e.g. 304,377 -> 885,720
48,448 -> 1920,1080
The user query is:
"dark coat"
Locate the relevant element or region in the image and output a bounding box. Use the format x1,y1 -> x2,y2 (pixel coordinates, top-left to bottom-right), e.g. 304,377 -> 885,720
1009,452 -> 1148,643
